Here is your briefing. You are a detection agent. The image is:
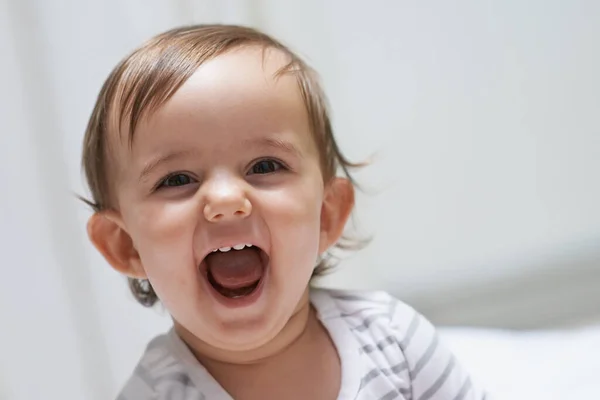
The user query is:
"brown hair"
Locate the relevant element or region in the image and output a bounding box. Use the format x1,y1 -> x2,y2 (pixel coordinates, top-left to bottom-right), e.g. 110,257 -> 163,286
81,24 -> 365,307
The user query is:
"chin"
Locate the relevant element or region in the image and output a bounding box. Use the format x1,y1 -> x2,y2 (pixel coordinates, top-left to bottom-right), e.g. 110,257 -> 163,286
199,305 -> 287,352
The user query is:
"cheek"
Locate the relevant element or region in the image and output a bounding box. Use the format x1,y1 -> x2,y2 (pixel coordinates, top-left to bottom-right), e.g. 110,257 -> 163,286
130,200 -> 196,245
259,175 -> 324,270
125,200 -> 198,284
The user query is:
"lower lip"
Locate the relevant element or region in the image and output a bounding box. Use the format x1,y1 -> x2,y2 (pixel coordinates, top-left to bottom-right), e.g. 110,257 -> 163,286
201,264 -> 268,309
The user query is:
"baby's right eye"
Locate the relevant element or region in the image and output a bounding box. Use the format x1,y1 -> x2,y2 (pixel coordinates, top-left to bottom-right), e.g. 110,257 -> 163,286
158,173 -> 195,189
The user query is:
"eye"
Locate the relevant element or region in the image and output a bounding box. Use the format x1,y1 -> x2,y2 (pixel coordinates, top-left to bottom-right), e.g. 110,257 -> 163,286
249,159 -> 284,175
158,173 -> 195,189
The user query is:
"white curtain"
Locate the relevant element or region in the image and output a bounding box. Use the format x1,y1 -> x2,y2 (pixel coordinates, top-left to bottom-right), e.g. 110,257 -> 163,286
1,1 -> 599,398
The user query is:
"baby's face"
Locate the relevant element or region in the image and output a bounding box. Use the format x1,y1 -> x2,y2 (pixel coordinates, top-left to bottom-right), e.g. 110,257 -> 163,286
108,48 -> 345,352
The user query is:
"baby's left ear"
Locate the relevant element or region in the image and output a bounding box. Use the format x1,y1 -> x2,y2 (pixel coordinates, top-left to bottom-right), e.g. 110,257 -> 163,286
319,177 -> 355,253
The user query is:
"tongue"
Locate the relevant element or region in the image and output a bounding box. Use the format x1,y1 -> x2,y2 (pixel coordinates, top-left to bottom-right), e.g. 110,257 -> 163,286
205,248 -> 263,289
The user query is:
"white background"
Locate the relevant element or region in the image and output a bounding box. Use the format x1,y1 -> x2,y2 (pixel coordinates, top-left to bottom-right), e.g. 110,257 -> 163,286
1,1 -> 599,399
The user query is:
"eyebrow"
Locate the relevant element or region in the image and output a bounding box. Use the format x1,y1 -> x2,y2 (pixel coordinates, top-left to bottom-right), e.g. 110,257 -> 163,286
244,137 -> 303,158
138,149 -> 198,183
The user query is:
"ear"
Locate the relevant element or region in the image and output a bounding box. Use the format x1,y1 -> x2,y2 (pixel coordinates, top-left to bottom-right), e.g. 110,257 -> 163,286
319,177 -> 355,254
87,211 -> 146,279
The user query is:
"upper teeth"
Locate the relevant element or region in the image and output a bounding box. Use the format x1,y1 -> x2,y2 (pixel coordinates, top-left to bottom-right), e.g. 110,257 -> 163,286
214,244 -> 253,253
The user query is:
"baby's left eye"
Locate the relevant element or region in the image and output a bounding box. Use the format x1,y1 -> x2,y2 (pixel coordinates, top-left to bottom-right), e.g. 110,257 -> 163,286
249,159 -> 283,175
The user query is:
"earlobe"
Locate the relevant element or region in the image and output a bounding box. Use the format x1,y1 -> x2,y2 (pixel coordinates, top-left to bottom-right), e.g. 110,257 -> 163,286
87,211 -> 146,279
319,178 -> 355,253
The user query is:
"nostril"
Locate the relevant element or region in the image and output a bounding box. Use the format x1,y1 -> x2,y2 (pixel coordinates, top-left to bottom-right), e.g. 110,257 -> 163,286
213,213 -> 224,221
234,210 -> 245,216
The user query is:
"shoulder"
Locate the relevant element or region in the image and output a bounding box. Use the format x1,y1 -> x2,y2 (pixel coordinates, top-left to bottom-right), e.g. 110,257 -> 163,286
116,333 -> 203,400
311,287 -> 417,331
312,288 -> 488,399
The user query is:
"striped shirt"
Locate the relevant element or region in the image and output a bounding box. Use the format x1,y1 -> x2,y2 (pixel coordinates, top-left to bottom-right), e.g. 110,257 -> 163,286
118,289 -> 488,399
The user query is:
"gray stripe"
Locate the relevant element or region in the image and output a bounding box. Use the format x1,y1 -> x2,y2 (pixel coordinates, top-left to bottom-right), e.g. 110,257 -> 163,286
161,372 -> 194,387
379,389 -> 402,400
117,374 -> 155,400
145,352 -> 177,371
361,335 -> 396,353
399,313 -> 421,349
452,377 -> 472,400
382,361 -> 408,376
410,335 -> 440,380
399,386 -> 412,398
132,364 -> 154,389
359,363 -> 410,392
159,373 -> 203,400
417,356 -> 457,400
352,312 -> 389,332
359,368 -> 381,390
358,362 -> 410,396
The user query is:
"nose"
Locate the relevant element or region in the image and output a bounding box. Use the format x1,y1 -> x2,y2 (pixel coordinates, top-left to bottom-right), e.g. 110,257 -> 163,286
202,177 -> 252,223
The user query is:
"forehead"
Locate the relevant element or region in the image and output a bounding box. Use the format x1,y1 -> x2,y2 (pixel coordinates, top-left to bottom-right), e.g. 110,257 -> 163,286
164,47 -> 300,115
111,47 -> 316,164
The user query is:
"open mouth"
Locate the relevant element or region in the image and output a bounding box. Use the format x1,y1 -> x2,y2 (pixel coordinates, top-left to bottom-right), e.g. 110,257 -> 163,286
202,244 -> 268,300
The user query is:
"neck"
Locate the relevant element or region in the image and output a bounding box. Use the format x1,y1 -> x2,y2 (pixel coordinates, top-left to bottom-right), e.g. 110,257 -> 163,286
175,289 -> 314,365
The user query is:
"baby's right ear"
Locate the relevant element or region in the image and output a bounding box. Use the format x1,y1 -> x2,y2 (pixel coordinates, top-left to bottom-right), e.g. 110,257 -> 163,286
87,212 -> 146,279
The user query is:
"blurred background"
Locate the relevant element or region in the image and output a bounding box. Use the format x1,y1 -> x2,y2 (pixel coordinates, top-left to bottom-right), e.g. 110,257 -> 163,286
1,0 -> 599,399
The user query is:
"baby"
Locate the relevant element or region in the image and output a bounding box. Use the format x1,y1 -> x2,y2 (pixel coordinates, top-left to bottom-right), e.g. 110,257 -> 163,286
82,24 -> 487,400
